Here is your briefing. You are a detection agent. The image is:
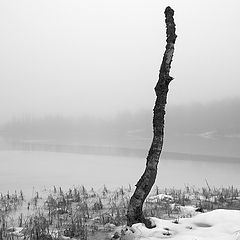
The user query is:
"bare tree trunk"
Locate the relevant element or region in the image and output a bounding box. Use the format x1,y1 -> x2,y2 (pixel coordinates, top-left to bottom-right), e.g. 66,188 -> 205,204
126,6 -> 177,228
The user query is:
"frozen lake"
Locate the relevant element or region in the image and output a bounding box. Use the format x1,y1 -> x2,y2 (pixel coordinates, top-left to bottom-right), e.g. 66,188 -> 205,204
0,150 -> 240,196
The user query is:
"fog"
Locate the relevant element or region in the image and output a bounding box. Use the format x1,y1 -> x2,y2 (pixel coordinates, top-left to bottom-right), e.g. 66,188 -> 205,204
1,0 -> 240,123
1,99 -> 240,157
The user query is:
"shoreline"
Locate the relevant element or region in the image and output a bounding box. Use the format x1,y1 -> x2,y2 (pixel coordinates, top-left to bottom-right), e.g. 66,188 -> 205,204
1,142 -> 240,163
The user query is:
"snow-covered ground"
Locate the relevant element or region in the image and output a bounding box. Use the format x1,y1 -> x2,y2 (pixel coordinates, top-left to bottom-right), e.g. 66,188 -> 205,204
123,209 -> 240,240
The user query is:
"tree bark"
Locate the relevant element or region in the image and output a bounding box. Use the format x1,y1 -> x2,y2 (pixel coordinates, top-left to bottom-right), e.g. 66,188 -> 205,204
126,6 -> 177,228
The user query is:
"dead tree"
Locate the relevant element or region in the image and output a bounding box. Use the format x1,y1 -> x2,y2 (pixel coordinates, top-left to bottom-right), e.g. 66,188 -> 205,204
126,6 -> 177,228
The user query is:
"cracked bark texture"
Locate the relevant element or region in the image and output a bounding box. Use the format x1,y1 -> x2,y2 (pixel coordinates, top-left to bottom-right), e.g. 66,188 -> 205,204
126,6 -> 177,228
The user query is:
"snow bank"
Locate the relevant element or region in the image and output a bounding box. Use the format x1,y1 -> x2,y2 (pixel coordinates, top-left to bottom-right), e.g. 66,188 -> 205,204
123,209 -> 240,240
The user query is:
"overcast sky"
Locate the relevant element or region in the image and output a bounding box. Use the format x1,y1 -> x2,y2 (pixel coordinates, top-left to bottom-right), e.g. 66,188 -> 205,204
0,0 -> 239,123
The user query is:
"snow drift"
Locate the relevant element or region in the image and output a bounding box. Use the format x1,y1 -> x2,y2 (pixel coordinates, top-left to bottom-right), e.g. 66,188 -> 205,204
123,209 -> 240,240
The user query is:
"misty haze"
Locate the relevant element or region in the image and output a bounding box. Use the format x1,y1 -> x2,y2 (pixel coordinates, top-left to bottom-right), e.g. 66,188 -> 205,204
0,1 -> 240,239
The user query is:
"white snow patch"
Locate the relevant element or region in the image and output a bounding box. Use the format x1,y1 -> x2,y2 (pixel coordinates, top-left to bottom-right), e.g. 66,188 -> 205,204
147,194 -> 173,203
123,209 -> 240,240
177,205 -> 199,217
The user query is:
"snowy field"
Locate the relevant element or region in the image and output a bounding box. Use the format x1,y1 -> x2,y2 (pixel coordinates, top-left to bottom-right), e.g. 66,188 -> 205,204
0,150 -> 240,196
124,209 -> 240,240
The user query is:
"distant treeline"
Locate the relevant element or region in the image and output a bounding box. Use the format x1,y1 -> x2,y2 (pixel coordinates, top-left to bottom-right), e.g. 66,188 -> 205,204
1,98 -> 240,142
166,98 -> 240,136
